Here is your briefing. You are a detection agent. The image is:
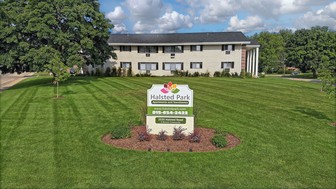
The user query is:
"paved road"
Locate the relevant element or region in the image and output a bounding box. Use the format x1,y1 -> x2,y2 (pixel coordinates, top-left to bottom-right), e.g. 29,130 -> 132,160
0,72 -> 35,92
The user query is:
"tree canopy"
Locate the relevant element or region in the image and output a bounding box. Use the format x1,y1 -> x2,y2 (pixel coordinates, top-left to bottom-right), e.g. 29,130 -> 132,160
286,26 -> 336,78
0,0 -> 116,76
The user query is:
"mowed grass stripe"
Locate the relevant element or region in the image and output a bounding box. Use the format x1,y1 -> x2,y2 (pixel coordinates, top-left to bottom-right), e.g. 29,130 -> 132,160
1,84 -> 56,188
0,76 -> 335,188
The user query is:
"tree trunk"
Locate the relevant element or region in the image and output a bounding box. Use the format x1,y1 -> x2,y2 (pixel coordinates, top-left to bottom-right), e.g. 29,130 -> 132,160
56,81 -> 59,98
312,68 -> 317,78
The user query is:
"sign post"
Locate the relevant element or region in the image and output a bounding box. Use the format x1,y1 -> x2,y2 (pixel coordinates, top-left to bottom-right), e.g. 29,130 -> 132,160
146,81 -> 194,135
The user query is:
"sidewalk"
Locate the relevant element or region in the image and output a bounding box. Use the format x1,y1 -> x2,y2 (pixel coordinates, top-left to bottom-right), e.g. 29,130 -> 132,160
0,72 -> 35,92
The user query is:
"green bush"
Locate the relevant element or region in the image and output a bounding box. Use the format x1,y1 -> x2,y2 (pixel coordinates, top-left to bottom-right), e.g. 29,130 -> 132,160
211,134 -> 227,148
105,67 -> 111,76
127,67 -> 133,77
192,72 -> 200,77
213,71 -> 221,77
111,126 -> 131,139
111,66 -> 117,77
240,69 -> 246,78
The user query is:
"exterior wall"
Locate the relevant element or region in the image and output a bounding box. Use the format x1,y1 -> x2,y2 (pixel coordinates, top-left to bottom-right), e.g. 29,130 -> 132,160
109,44 -> 244,76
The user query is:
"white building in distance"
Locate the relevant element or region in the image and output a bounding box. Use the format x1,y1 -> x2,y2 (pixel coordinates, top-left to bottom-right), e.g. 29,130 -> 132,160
105,32 -> 260,77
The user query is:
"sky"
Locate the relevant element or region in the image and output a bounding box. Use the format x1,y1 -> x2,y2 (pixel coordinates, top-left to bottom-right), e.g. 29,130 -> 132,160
99,0 -> 336,35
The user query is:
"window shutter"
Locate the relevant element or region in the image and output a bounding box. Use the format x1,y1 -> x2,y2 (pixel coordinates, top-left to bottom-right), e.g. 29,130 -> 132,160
231,62 -> 234,68
200,45 -> 203,51
232,45 -> 235,51
190,62 -> 192,69
162,46 -> 165,53
138,63 -> 140,70
221,62 -> 224,69
156,63 -> 158,70
181,63 -> 184,70
120,62 -> 122,68
200,62 -> 203,69
222,45 -> 224,51
162,63 -> 165,70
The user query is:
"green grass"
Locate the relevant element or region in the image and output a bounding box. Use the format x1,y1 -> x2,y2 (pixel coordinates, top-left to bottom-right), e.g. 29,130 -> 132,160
1,76 -> 335,188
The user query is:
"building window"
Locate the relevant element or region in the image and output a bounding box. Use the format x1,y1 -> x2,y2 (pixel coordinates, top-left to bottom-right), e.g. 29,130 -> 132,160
190,62 -> 202,69
138,46 -> 158,53
163,46 -> 183,53
120,62 -> 131,69
163,62 -> 183,70
222,44 -> 235,51
120,46 -> 131,52
190,45 -> 203,51
138,62 -> 158,70
221,62 -> 234,69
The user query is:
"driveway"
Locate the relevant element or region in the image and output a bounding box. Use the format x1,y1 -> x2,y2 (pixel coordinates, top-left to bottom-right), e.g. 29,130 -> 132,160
0,72 -> 35,92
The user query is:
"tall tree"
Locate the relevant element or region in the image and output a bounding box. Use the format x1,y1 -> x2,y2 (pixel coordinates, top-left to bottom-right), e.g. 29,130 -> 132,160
0,0 -> 116,77
251,32 -> 285,73
286,26 -> 336,78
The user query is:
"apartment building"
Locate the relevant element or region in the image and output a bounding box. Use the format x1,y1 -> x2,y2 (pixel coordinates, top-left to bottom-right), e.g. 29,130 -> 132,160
105,32 -> 260,76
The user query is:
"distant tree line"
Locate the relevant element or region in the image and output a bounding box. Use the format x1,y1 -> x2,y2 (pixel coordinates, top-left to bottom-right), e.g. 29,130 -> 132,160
250,26 -> 335,78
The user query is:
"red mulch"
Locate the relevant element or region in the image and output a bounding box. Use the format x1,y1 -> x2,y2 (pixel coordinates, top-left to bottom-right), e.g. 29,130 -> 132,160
101,126 -> 240,152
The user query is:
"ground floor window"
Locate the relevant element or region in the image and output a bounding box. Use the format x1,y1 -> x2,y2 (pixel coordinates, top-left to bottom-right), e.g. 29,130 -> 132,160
221,62 -> 234,69
138,62 -> 158,70
163,62 -> 183,70
121,62 -> 131,69
190,62 -> 202,69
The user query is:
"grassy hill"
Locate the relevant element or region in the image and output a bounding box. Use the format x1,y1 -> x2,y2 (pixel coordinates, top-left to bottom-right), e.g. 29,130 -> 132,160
1,76 -> 335,188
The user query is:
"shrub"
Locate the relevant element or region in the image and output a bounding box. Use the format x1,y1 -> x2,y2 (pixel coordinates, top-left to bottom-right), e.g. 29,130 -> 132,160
211,134 -> 227,148
105,67 -> 111,76
138,129 -> 152,142
111,126 -> 131,139
111,66 -> 117,77
201,71 -> 210,77
232,72 -> 239,78
117,67 -> 122,77
189,130 -> 201,143
95,67 -> 102,76
213,71 -> 221,77
157,130 -> 168,141
127,67 -> 133,77
245,72 -> 252,78
192,72 -> 200,77
172,126 -> 186,140
240,69 -> 246,78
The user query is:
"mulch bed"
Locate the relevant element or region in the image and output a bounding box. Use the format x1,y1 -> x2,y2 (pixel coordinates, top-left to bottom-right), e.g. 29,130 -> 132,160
101,126 -> 240,152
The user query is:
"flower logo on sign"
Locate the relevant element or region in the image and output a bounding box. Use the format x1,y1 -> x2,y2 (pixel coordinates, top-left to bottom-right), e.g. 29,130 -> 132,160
161,81 -> 180,94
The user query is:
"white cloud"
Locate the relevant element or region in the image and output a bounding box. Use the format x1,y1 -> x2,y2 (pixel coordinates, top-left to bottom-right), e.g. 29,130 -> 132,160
156,11 -> 193,33
227,15 -> 265,33
295,2 -> 336,30
106,6 -> 127,33
126,0 -> 163,20
199,0 -> 238,23
106,6 -> 126,23
125,0 -> 193,33
113,24 -> 128,33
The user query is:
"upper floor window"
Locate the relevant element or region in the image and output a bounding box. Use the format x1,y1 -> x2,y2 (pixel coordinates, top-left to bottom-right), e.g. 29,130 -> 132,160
120,46 -> 131,52
121,62 -> 131,69
163,62 -> 183,71
163,46 -> 183,53
190,62 -> 202,69
138,62 -> 158,70
190,45 -> 203,51
138,46 -> 158,53
222,44 -> 235,51
221,61 -> 234,69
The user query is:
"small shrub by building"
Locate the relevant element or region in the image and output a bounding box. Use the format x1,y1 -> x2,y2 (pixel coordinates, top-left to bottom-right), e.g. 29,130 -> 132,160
111,126 -> 131,139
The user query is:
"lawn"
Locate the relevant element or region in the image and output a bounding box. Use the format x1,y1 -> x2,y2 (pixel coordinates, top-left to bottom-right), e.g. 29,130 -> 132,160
0,76 -> 335,188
